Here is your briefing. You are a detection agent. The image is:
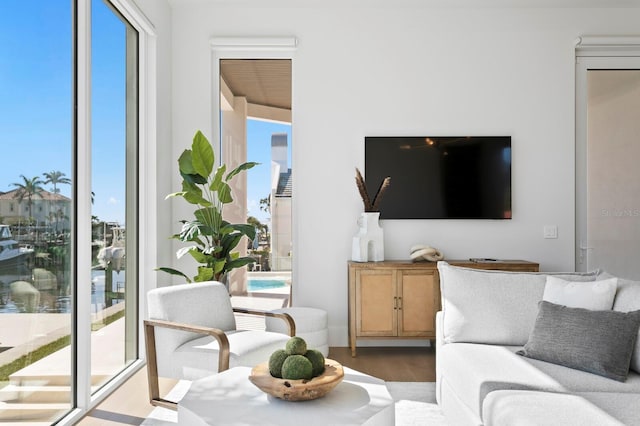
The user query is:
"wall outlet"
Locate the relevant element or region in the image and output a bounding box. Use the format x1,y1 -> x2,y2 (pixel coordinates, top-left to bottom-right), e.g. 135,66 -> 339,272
544,225 -> 558,239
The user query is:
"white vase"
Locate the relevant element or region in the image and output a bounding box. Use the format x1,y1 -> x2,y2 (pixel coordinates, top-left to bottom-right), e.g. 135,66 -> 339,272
351,212 -> 384,262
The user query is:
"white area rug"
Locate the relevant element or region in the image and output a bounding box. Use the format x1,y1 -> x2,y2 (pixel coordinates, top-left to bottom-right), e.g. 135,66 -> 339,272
141,381 -> 446,425
387,381 -> 447,426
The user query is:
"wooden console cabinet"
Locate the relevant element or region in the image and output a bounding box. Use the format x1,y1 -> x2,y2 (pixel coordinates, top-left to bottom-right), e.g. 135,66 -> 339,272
347,260 -> 539,356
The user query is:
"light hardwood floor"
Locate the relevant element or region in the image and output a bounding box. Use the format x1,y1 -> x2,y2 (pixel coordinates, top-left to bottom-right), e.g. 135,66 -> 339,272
77,346 -> 435,425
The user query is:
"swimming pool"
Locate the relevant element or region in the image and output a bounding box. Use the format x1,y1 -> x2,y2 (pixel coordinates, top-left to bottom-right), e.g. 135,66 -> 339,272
247,278 -> 288,292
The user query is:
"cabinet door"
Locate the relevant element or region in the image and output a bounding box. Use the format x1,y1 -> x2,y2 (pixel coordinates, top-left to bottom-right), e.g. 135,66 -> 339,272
398,270 -> 437,336
356,269 -> 396,337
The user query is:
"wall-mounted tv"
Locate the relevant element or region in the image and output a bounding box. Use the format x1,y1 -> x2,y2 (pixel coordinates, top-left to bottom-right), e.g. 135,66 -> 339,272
365,136 -> 511,219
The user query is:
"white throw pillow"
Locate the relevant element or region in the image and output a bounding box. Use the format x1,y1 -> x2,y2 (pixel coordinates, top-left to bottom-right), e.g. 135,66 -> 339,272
437,261 -> 600,346
542,276 -> 617,311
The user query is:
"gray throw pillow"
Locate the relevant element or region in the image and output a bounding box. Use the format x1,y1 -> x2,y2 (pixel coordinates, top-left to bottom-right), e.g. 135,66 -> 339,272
517,301 -> 640,382
608,274 -> 640,373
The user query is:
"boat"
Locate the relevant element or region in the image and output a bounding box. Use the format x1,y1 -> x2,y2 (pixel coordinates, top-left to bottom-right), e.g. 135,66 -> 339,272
0,225 -> 35,275
96,226 -> 125,272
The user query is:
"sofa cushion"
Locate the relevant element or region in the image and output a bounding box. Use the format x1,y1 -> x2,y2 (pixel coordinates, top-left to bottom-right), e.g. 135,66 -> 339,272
437,262 -> 599,345
482,390 -> 627,426
517,301 -> 640,382
543,276 -> 617,310
439,343 -> 640,420
574,392 -> 640,425
171,330 -> 290,380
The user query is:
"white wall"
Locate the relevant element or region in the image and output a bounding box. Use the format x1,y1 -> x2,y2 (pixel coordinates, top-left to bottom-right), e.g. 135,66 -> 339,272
132,0 -> 173,291
163,1 -> 640,345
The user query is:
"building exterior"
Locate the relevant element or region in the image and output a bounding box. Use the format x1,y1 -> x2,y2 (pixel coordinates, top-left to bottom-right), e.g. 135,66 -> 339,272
0,189 -> 71,231
270,133 -> 292,271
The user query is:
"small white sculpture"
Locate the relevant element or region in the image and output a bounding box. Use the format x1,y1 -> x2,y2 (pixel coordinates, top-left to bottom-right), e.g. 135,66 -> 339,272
410,244 -> 444,262
352,212 -> 384,262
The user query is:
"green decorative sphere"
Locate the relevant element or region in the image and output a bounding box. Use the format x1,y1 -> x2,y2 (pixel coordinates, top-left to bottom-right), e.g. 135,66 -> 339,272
305,349 -> 325,377
281,354 -> 313,380
268,349 -> 289,378
285,336 -> 308,355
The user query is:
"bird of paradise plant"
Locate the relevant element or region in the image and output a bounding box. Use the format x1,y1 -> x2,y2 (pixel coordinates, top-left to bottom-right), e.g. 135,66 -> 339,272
157,130 -> 258,284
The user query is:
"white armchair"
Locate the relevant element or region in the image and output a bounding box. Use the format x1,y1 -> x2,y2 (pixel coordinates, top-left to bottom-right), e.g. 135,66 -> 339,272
144,281 -> 295,409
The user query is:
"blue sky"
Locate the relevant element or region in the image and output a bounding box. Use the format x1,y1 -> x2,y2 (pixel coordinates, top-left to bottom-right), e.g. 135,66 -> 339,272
0,2 -> 73,198
1,1 -> 288,227
1,0 -> 127,223
246,119 -> 292,224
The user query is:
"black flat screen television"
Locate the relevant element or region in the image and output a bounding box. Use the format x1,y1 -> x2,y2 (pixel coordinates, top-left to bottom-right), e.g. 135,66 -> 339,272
365,136 -> 511,219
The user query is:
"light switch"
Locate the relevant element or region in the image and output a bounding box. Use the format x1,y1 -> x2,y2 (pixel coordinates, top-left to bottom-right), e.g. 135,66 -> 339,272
544,225 -> 558,239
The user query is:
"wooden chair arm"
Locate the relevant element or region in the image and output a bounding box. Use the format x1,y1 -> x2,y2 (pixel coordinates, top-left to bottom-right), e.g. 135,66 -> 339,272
143,319 -> 231,410
232,308 -> 296,337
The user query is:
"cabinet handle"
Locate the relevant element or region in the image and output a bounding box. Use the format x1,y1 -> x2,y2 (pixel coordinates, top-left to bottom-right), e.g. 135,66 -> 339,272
394,296 -> 397,310
398,297 -> 402,310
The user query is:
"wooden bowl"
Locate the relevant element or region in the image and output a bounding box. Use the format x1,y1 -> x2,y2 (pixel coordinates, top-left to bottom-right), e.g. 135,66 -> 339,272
249,358 -> 344,401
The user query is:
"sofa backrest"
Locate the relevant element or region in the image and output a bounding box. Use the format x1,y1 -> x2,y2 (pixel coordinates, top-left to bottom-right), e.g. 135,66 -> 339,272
437,261 -> 598,346
600,271 -> 640,373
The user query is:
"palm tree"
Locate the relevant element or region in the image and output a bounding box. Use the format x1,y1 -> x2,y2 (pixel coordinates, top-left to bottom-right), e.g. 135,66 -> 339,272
43,170 -> 71,195
56,208 -> 69,232
43,171 -> 71,232
11,175 -> 44,224
259,195 -> 271,213
247,215 -> 269,246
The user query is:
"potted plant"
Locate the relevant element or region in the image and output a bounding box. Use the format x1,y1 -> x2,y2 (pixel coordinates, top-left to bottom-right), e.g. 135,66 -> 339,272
157,130 -> 258,285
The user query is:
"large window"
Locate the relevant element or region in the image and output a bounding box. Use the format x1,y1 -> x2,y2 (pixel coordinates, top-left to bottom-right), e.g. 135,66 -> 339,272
0,0 -> 146,423
90,0 -> 139,392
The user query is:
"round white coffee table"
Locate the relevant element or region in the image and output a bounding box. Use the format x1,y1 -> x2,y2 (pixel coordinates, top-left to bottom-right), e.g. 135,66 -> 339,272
178,366 -> 395,425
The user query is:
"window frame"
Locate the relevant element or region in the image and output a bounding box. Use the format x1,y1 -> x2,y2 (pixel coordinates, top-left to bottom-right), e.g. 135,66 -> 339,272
58,0 -> 156,423
210,37 -> 297,297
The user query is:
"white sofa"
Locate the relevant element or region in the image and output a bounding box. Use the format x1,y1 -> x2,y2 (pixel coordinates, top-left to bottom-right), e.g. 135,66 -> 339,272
435,262 -> 640,426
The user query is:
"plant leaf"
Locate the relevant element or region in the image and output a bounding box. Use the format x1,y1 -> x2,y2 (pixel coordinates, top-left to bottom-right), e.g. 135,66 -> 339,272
194,207 -> 221,234
226,162 -> 259,181
212,259 -> 226,275
228,223 -> 257,240
155,267 -> 192,283
176,245 -> 199,259
224,256 -> 256,272
178,150 -> 196,175
194,266 -> 214,282
165,191 -> 186,200
221,232 -> 243,255
191,131 -> 214,178
178,221 -> 204,242
220,224 -> 235,235
217,182 -> 233,204
211,165 -> 226,192
181,181 -> 210,206
188,249 -> 214,264
180,172 -> 208,185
